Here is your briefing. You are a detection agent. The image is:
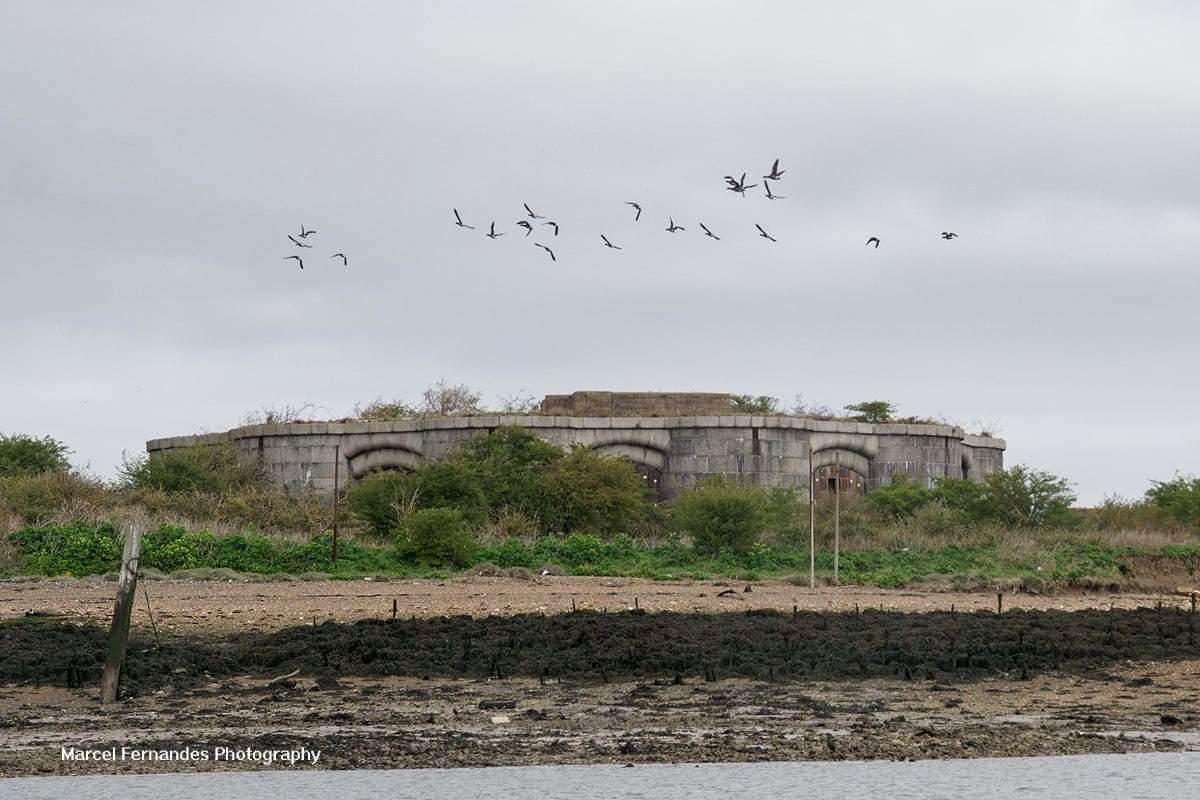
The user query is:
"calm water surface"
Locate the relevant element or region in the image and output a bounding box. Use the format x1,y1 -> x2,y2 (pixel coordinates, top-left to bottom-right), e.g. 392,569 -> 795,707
4,753 -> 1197,800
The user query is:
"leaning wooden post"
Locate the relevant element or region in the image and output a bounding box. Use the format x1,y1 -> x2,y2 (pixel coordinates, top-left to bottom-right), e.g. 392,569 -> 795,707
100,521 -> 145,704
331,444 -> 340,563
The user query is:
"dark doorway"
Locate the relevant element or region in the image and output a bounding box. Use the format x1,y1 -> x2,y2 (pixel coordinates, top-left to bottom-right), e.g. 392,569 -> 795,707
813,465 -> 865,498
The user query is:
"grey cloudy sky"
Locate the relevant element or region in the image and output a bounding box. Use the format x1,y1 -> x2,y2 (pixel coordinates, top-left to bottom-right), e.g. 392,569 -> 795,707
2,1 -> 1198,504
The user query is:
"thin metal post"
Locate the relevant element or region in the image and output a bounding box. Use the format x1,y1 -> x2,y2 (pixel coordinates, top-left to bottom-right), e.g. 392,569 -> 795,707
834,468 -> 840,587
332,444 -> 340,563
809,458 -> 815,589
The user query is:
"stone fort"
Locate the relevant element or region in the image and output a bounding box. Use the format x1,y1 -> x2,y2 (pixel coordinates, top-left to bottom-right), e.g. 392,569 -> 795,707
146,391 -> 1005,500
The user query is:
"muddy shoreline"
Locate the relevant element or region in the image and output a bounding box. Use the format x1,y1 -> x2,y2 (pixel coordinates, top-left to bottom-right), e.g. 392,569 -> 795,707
2,579 -> 1198,777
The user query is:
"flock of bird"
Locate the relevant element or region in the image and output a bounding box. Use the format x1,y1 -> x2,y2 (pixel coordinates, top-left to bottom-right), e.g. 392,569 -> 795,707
281,225 -> 349,270
451,157 -> 959,261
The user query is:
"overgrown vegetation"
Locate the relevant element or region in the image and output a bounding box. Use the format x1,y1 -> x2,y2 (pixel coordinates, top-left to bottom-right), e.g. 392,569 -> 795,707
0,434 -> 71,477
345,428 -> 652,540
2,421 -> 1198,587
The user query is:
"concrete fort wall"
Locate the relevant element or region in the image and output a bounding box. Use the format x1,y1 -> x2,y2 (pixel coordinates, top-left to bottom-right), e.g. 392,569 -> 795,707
146,416 -> 1006,500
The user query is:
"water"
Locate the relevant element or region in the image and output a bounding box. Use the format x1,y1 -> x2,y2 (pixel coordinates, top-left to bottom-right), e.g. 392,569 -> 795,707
4,753 -> 1197,800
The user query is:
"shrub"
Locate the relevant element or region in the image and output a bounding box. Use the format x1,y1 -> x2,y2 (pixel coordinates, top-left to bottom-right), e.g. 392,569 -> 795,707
866,474 -> 934,518
932,477 -> 990,520
935,467 -> 1075,528
0,434 -> 71,477
540,448 -> 651,536
0,470 -> 108,525
119,444 -> 261,493
730,395 -> 781,414
1147,475 -> 1200,528
980,466 -> 1076,528
397,508 -> 478,566
844,400 -> 895,424
761,487 -> 805,544
141,524 -> 219,572
670,478 -> 768,555
354,398 -> 418,420
346,471 -> 415,539
9,522 -> 120,576
456,426 -> 563,518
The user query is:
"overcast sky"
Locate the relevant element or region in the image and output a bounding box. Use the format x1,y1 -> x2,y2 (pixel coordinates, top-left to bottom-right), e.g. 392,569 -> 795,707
3,2 -> 1198,504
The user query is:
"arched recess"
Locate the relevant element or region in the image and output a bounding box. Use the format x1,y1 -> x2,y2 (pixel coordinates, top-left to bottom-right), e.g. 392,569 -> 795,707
347,446 -> 423,479
592,442 -> 668,499
810,447 -> 871,497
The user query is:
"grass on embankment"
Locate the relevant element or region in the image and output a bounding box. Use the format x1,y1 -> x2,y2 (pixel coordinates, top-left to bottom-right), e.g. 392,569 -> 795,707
4,520 -> 1200,590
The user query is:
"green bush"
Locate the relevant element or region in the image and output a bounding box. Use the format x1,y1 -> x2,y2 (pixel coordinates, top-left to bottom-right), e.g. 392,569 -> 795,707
670,478 -> 768,555
761,487 -> 805,543
935,467 -> 1075,528
456,426 -> 563,519
345,471 -> 412,538
0,434 -> 71,477
397,507 -> 478,566
119,444 -> 261,493
1147,475 -> 1200,528
844,400 -> 895,423
866,474 -> 934,518
346,462 -> 487,538
9,522 -> 120,575
540,447 -> 651,536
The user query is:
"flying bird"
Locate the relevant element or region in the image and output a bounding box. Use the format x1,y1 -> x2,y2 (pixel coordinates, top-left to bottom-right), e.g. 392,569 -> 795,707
626,202 -> 642,221
755,223 -> 776,242
601,234 -> 621,250
453,209 -> 475,229
298,225 -> 316,238
543,221 -> 559,236
726,172 -> 758,197
288,234 -> 312,248
866,237 -> 880,248
763,158 -> 785,180
524,203 -> 545,220
283,255 -> 304,270
535,243 -> 555,261
330,253 -> 348,266
516,220 -> 533,236
764,182 -> 785,200
699,222 -> 720,240
486,222 -> 504,239
941,231 -> 958,239
666,217 -> 685,232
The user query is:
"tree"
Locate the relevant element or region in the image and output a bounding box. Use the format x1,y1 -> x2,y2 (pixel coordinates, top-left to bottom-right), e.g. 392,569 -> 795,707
1146,475 -> 1200,528
844,400 -> 896,424
0,434 -> 71,476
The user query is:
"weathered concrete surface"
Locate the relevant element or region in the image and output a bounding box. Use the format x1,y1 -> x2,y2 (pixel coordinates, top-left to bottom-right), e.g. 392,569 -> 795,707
147,415 -> 1006,498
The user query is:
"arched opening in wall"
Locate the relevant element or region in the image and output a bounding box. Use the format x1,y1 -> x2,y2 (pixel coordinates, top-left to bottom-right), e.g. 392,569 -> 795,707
961,455 -> 973,481
812,465 -> 866,498
632,463 -> 663,500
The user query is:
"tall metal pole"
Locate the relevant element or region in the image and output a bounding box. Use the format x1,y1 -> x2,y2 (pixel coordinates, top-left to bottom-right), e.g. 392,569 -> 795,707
331,444 -> 340,563
809,458 -> 815,589
834,467 -> 840,587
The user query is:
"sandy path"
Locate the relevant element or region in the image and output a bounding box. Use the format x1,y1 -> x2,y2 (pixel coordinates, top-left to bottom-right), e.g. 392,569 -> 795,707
0,576 -> 1183,635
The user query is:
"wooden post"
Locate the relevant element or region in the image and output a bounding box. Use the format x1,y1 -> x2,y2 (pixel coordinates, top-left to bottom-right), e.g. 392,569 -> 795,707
809,458 -> 815,589
331,444 -> 340,563
100,522 -> 144,704
997,592 -> 1003,614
